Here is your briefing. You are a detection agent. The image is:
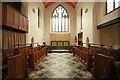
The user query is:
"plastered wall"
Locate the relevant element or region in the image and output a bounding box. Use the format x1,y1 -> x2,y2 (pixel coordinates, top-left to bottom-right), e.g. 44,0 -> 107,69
27,2 -> 45,46
76,2 -> 95,44
98,2 -> 119,49
44,2 -> 76,45
76,2 -> 119,48
100,24 -> 119,49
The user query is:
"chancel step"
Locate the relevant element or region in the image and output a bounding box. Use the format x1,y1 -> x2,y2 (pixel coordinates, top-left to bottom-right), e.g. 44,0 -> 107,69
48,49 -> 73,53
47,46 -> 73,53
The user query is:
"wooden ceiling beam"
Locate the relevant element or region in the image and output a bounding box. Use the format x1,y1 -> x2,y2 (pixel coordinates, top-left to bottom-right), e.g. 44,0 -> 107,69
42,0 -> 77,9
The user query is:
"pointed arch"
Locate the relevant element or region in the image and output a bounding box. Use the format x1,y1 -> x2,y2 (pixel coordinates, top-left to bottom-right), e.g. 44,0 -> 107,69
51,5 -> 69,32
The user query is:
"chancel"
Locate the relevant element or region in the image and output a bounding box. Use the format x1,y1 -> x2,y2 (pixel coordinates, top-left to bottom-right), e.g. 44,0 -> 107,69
1,0 -> 120,80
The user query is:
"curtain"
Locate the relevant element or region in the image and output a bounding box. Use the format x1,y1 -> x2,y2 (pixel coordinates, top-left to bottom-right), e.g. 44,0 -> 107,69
2,29 -> 26,49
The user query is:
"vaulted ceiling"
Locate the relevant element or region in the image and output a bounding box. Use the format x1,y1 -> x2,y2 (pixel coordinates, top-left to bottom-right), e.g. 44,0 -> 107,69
42,0 -> 77,9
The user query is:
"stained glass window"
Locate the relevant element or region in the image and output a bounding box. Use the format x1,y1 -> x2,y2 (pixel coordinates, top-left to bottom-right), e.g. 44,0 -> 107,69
52,5 -> 69,32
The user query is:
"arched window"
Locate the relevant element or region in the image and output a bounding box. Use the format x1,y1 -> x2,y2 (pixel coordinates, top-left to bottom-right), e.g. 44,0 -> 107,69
52,5 -> 69,32
107,0 -> 120,13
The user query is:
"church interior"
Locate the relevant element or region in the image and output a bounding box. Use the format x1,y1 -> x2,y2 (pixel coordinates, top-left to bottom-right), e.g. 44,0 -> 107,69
0,0 -> 120,80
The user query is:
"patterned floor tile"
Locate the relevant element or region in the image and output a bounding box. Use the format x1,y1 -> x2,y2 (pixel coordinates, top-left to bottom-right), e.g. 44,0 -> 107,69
35,70 -> 42,74
29,53 -> 92,79
39,73 -> 45,77
76,73 -> 83,77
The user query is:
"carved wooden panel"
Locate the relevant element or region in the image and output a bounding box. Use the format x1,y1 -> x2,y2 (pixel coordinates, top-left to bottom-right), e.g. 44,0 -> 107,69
6,5 -> 14,27
58,42 -> 63,46
7,54 -> 27,78
8,58 -> 16,78
51,41 -> 70,46
14,10 -> 19,29
2,3 -> 29,32
50,33 -> 70,41
19,14 -> 24,30
94,54 -> 114,79
23,17 -> 28,32
15,56 -> 27,77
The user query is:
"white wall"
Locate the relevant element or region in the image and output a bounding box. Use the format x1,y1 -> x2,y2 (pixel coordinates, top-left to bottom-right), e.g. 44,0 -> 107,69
98,2 -> 120,25
25,2 -> 119,48
100,24 -> 118,49
76,3 -> 81,35
27,2 -> 45,46
92,2 -> 100,43
76,2 -> 95,44
21,2 -> 28,17
76,2 -> 119,49
44,2 -> 76,45
98,2 -> 120,49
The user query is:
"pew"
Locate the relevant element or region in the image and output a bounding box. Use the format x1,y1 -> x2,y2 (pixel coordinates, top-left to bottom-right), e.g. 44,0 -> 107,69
113,49 -> 120,80
32,46 -> 47,70
73,43 -> 120,80
14,44 -> 47,70
14,46 -> 34,70
73,46 -> 93,70
93,53 -> 115,79
2,43 -> 47,79
89,44 -> 120,80
2,48 -> 28,78
115,62 -> 120,80
7,54 -> 27,78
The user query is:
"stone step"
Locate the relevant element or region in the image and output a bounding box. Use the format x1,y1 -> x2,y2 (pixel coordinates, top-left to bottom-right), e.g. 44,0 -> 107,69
47,49 -> 73,53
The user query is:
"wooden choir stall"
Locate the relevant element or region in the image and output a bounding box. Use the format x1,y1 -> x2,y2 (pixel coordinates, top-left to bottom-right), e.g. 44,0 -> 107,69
2,43 -> 47,79
73,43 -> 120,80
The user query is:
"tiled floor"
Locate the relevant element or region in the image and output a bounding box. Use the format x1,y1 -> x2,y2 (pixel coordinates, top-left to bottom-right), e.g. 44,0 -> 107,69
29,53 -> 92,79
